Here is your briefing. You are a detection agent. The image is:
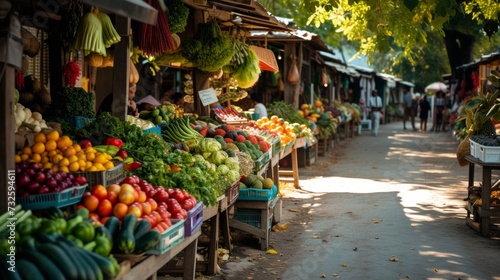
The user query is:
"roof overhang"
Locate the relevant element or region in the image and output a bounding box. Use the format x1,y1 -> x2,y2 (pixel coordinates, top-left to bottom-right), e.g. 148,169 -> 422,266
80,0 -> 158,25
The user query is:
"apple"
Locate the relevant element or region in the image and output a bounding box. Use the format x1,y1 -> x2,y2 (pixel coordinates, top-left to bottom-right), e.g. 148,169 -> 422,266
75,176 -> 87,186
148,213 -> 159,227
141,202 -> 152,215
26,181 -> 40,193
107,191 -> 117,204
25,168 -> 36,177
46,178 -> 58,190
146,189 -> 156,199
17,175 -> 31,187
128,204 -> 142,218
131,202 -> 143,211
79,139 -> 93,149
37,186 -> 49,194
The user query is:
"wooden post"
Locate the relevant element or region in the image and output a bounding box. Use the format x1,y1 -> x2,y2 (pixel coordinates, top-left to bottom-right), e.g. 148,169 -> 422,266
0,66 -> 15,213
111,16 -> 131,120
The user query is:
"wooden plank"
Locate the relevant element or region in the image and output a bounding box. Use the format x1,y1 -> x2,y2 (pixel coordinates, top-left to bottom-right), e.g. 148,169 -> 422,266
111,15 -> 130,121
207,212 -> 219,274
229,219 -> 266,238
0,65 -> 15,213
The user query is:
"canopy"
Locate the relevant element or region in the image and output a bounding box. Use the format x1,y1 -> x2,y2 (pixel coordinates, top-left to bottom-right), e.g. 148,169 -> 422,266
249,45 -> 279,72
80,0 -> 158,25
425,81 -> 448,93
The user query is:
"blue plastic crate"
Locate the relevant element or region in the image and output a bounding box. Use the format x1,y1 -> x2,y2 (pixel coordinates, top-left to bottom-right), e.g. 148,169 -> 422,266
234,208 -> 273,229
16,184 -> 87,210
67,116 -> 95,128
238,185 -> 277,201
144,126 -> 162,138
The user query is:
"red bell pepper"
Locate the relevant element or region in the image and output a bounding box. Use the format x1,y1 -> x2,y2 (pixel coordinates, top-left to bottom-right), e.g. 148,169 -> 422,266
105,137 -> 123,149
116,149 -> 128,159
124,161 -> 142,171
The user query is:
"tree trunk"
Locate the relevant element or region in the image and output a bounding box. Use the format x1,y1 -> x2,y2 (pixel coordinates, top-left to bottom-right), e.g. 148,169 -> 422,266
444,30 -> 475,80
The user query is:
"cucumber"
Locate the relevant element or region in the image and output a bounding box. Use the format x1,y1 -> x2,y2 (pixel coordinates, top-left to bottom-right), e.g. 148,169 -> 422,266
86,250 -> 118,279
133,219 -> 152,240
56,241 -> 88,280
133,230 -> 162,254
20,250 -> 65,280
1,253 -> 22,280
159,107 -> 169,121
16,259 -> 45,280
36,243 -> 78,279
73,248 -> 103,280
104,216 -> 120,241
118,214 -> 137,254
139,110 -> 152,120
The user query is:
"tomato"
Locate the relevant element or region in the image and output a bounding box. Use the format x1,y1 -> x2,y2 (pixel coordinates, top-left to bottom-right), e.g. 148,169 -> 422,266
97,199 -> 113,217
166,198 -> 182,214
158,221 -> 171,231
159,211 -> 171,221
141,202 -> 152,215
180,198 -> 194,211
91,185 -> 108,201
113,203 -> 128,219
153,189 -> 169,202
107,191 -> 117,204
170,189 -> 186,202
155,224 -> 165,232
120,177 -> 139,185
82,195 -> 99,212
163,219 -> 172,227
150,211 -> 162,223
179,209 -> 188,219
147,198 -> 157,211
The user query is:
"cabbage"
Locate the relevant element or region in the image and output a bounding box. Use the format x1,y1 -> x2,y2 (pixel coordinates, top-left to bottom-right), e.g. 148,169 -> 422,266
217,164 -> 229,175
199,138 -> 222,153
225,157 -> 240,171
193,154 -> 206,163
210,150 -> 228,165
202,152 -> 212,160
227,170 -> 240,183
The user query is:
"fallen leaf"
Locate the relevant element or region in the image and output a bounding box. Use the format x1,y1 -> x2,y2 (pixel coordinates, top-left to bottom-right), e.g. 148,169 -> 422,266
341,264 -> 347,267
320,274 -> 327,278
434,268 -> 439,272
333,274 -> 339,277
272,222 -> 291,232
289,209 -> 302,213
352,247 -> 358,251
335,234 -> 343,237
389,255 -> 399,262
372,219 -> 380,224
266,249 -> 278,255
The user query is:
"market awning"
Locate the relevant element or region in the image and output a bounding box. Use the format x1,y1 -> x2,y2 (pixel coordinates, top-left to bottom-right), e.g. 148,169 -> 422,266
249,45 -> 279,72
80,0 -> 158,25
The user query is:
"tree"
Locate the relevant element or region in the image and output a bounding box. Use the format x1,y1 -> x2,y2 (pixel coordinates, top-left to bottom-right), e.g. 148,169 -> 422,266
302,0 -> 500,79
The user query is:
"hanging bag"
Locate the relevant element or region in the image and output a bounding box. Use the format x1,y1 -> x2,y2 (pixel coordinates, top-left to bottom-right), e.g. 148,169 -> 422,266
287,57 -> 300,85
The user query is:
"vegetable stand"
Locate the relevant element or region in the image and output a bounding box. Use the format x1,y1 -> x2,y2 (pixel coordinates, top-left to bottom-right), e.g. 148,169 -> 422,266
116,228 -> 201,280
278,137 -> 307,188
464,155 -> 500,236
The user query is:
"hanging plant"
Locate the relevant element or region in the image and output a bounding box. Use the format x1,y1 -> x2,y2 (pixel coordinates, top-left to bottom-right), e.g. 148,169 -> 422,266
164,0 -> 189,34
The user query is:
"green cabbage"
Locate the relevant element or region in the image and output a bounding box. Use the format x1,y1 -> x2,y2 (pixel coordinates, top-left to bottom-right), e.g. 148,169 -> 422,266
199,138 -> 222,153
227,170 -> 240,183
217,164 -> 229,175
225,157 -> 240,171
210,150 -> 228,165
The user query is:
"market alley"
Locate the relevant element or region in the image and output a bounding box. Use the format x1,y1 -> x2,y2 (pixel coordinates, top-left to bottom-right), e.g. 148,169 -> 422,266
206,121 -> 500,280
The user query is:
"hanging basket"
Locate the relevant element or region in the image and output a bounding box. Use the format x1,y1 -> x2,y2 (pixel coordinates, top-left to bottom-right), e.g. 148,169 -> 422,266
249,45 -> 279,72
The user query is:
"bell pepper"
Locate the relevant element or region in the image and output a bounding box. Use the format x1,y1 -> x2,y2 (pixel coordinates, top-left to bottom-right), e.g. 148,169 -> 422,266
39,219 -> 59,234
65,215 -> 83,234
79,139 -> 93,149
71,222 -> 95,243
124,161 -> 142,171
93,145 -> 119,157
105,137 -> 123,149
93,235 -> 112,257
66,235 -> 84,248
53,218 -> 67,234
116,149 -> 128,159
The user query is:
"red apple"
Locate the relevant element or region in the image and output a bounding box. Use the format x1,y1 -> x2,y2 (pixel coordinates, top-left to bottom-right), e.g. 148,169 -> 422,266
107,191 -> 117,204
128,204 -> 142,218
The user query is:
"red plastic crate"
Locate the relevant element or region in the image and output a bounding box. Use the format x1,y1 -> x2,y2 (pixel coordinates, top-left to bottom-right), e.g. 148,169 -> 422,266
225,180 -> 240,206
184,202 -> 203,236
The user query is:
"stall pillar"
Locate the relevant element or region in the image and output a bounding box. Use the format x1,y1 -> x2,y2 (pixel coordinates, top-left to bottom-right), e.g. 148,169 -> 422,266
111,16 -> 131,121
0,65 -> 15,213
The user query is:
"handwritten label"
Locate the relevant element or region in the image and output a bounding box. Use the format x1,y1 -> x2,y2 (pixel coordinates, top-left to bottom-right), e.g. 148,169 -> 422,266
198,88 -> 219,106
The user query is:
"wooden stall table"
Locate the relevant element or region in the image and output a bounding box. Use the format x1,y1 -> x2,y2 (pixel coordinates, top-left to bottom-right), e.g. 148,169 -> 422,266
278,137 -> 306,188
116,229 -> 201,280
266,152 -> 280,187
199,196 -> 224,275
464,155 -> 500,236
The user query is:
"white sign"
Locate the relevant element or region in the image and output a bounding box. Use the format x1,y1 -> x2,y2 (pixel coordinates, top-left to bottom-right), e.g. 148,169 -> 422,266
198,88 -> 218,106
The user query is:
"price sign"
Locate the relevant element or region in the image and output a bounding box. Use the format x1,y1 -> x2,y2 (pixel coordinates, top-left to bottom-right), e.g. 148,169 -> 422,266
198,88 -> 219,106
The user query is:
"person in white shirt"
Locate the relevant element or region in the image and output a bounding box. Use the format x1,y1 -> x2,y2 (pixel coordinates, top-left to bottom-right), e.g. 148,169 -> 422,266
368,89 -> 382,136
253,96 -> 267,118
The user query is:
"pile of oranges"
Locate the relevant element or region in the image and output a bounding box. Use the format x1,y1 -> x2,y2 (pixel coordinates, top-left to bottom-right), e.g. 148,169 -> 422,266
15,130 -> 115,173
254,115 -> 304,147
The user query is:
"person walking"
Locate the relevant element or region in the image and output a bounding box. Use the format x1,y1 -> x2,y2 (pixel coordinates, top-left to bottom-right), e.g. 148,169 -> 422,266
403,91 -> 416,131
419,95 -> 431,131
367,89 -> 382,136
432,91 -> 446,132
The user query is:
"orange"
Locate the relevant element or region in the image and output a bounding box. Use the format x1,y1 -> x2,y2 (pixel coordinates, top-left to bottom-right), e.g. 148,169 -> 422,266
85,161 -> 93,169
87,166 -> 97,172
113,203 -> 128,219
91,185 -> 108,201
63,146 -> 76,157
86,152 -> 95,162
31,154 -> 41,163
51,154 -> 63,164
14,155 -> 21,163
107,184 -> 121,195
77,153 -> 87,161
82,195 -> 99,212
34,133 -> 46,143
84,147 -> 96,153
20,154 -> 29,162
59,166 -> 69,173
43,162 -> 52,169
46,130 -> 60,141
72,143 -> 82,153
68,162 -> 80,172
59,158 -> 69,167
93,163 -> 105,171
78,159 -> 86,169
103,161 -> 114,170
97,199 -> 113,217
41,156 -> 49,164
118,191 -> 135,205
93,154 -> 107,164
22,146 -> 32,156
68,155 -> 79,164
45,140 -> 57,152
57,136 -> 73,150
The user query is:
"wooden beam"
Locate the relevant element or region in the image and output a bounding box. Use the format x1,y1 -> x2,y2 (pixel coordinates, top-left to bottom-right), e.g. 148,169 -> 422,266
0,66 -> 15,213
111,16 -> 131,121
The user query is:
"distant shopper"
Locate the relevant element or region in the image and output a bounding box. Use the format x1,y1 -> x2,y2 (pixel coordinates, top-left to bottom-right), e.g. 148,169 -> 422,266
419,95 -> 431,131
432,91 -> 446,132
403,91 -> 416,131
252,96 -> 267,118
368,89 -> 382,137
99,83 -> 139,116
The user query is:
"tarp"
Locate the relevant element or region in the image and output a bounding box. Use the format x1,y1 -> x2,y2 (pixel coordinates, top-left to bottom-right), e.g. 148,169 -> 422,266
80,0 -> 158,25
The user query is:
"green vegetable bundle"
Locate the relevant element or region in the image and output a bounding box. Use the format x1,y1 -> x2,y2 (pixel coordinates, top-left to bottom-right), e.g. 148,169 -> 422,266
48,87 -> 95,118
182,20 -> 235,72
268,101 -> 309,126
231,46 -> 261,89
164,0 -> 189,34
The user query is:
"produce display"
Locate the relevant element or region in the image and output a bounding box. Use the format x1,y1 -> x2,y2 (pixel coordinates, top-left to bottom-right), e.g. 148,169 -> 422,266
213,106 -> 249,122
14,103 -> 51,133
241,174 -> 275,190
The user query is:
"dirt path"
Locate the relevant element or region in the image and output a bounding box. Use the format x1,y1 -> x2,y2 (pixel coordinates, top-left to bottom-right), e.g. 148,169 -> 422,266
166,122 -> 500,280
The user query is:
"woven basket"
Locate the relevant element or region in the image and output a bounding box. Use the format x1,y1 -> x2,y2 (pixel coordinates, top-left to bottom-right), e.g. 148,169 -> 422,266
249,45 -> 279,72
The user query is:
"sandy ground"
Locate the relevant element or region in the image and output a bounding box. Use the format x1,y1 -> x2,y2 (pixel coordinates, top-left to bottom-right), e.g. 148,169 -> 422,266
163,121 -> 500,280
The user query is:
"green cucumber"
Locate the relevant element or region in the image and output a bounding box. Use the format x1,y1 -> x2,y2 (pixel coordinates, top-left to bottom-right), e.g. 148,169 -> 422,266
36,243 -> 78,279
56,241 -> 88,280
1,253 -> 22,280
118,214 -> 137,254
104,216 -> 120,241
133,219 -> 152,240
73,248 -> 103,280
133,230 -> 162,254
20,250 -> 65,280
86,250 -> 118,279
16,259 -> 45,280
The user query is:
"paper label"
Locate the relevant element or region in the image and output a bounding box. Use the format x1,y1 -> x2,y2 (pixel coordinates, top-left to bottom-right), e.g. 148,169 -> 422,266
198,88 -> 218,106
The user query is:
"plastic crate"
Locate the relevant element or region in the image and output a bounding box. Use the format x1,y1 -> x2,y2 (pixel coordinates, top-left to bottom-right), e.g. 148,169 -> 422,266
147,219 -> 185,255
184,202 -> 203,236
73,161 -> 124,187
234,208 -> 273,229
253,150 -> 271,172
238,185 -> 277,201
478,144 -> 500,163
470,139 -> 478,158
16,184 -> 87,210
279,139 -> 296,158
67,116 -> 95,128
271,137 -> 281,157
225,180 -> 240,206
144,126 -> 162,138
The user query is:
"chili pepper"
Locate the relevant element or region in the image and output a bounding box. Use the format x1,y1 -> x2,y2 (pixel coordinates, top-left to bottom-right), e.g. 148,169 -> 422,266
124,161 -> 142,171
105,137 -> 124,149
93,145 -> 119,157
